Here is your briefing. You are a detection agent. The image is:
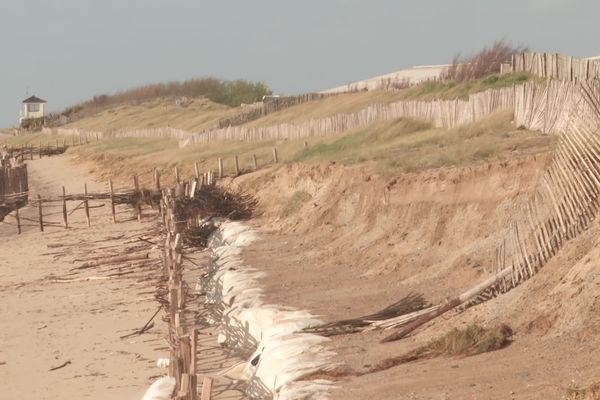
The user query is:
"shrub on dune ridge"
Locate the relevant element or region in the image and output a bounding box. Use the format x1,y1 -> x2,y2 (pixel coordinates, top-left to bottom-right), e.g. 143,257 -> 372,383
443,40 -> 529,81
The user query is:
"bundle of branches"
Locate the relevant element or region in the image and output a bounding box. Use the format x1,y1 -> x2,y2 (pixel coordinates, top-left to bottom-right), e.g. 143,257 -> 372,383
442,40 -> 528,81
175,185 -> 257,223
184,223 -> 217,248
303,292 -> 428,337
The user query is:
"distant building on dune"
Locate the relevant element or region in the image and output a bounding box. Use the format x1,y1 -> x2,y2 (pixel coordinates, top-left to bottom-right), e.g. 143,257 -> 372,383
19,95 -> 46,125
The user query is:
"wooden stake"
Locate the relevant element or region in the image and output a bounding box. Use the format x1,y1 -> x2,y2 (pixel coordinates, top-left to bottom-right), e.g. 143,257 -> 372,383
194,162 -> 200,179
189,180 -> 197,198
175,166 -> 180,184
84,183 -> 90,227
304,141 -> 308,148
154,169 -> 161,191
37,194 -> 44,232
252,154 -> 258,170
272,147 -> 279,163
109,180 -> 116,223
62,186 -> 68,228
200,377 -> 213,400
218,158 -> 223,178
234,155 -> 239,176
15,206 -> 21,234
133,175 -> 142,221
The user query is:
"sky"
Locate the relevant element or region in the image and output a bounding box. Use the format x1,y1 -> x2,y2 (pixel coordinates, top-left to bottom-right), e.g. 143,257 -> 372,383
0,0 -> 599,127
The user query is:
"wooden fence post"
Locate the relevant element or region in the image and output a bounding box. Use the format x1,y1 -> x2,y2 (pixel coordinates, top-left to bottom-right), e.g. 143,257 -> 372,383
84,183 -> 90,227
38,142 -> 42,159
62,186 -> 68,228
109,180 -> 116,223
37,194 -> 44,232
190,329 -> 198,400
15,206 -> 21,234
218,158 -> 223,178
154,169 -> 161,192
272,147 -> 279,163
234,155 -> 239,176
194,162 -> 200,180
133,175 -> 142,221
252,154 -> 258,170
175,167 -> 181,184
201,377 -> 213,400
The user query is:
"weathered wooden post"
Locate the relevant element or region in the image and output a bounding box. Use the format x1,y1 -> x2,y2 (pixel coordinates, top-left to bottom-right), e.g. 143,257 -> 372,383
37,194 -> 44,232
38,142 -> 42,159
154,169 -> 161,192
15,206 -> 21,234
62,186 -> 68,228
194,162 -> 200,180
133,175 -> 142,221
234,155 -> 240,176
175,166 -> 181,184
190,329 -> 198,400
84,183 -> 90,227
304,141 -> 308,148
272,147 -> 279,163
218,158 -> 223,178
201,377 -> 213,400
109,180 -> 116,223
252,154 -> 258,170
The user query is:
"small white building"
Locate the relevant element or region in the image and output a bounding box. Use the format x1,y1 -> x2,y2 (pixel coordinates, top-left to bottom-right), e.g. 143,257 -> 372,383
19,95 -> 46,124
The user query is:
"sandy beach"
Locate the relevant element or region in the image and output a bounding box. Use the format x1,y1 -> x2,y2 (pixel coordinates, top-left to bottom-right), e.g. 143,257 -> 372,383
0,156 -> 165,399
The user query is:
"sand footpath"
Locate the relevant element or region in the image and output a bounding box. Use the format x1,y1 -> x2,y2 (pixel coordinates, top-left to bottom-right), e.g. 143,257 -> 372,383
0,156 -> 166,400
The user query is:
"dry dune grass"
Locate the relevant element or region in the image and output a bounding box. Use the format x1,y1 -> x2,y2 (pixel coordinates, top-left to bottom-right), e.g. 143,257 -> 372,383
293,109 -> 555,175
566,383 -> 600,400
369,323 -> 513,374
58,72 -> 536,133
245,72 -> 536,128
64,97 -> 237,132
64,109 -> 555,186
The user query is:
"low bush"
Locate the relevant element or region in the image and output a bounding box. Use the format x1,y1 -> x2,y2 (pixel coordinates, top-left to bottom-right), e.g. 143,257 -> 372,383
443,40 -> 529,81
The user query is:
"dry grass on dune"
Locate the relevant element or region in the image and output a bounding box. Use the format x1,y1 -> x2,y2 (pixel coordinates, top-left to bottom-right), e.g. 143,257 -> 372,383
37,109 -> 555,187
293,109 -> 555,175
63,97 -> 237,132
244,73 -> 536,128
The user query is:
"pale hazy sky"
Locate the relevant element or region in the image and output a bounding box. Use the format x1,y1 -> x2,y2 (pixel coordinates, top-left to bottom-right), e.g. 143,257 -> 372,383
1,0 -> 598,127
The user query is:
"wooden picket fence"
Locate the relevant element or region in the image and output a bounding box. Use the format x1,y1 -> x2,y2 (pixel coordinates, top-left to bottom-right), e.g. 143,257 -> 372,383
510,52 -> 600,82
0,160 -> 28,221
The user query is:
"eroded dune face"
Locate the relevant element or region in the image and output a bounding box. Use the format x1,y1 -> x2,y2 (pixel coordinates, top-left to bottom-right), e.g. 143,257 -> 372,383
230,153 -> 600,339
233,156 -> 545,295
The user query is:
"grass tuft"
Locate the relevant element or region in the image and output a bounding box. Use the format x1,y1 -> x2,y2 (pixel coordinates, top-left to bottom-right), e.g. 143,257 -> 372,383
368,324 -> 513,375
